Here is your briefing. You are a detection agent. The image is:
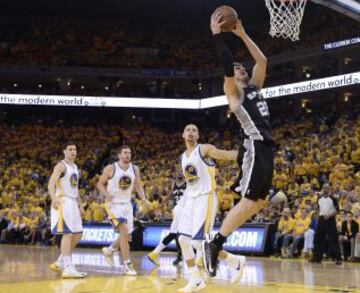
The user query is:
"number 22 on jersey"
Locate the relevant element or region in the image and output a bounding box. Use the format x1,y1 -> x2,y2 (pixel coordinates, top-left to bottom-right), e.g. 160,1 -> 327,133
257,101 -> 269,117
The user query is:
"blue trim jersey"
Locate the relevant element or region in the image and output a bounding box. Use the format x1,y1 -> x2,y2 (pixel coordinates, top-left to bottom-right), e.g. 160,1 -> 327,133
181,144 -> 216,197
107,162 -> 135,203
55,160 -> 79,199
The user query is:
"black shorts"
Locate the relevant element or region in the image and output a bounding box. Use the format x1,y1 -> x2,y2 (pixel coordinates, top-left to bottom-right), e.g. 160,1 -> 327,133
235,139 -> 274,201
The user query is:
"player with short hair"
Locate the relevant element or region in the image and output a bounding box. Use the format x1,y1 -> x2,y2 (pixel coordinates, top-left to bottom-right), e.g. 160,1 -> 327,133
97,145 -> 148,276
48,143 -> 87,278
178,124 -> 245,293
203,13 -> 274,280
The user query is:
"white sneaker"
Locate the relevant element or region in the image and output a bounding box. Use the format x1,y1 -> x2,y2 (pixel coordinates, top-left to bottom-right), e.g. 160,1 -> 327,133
230,255 -> 246,284
102,247 -> 115,267
62,266 -> 87,278
124,263 -> 138,276
178,278 -> 205,292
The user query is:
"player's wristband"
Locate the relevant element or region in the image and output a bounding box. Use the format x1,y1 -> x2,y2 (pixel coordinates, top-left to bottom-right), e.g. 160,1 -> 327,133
213,34 -> 234,78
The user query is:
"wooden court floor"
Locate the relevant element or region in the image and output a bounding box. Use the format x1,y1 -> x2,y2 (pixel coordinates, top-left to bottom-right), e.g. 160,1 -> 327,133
0,245 -> 359,293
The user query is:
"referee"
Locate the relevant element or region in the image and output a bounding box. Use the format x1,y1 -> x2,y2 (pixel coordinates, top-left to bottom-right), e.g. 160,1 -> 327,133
310,186 -> 342,264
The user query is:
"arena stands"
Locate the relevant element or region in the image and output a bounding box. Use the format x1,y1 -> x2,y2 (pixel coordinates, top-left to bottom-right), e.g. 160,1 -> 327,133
1,104 -> 360,261
0,6 -> 358,70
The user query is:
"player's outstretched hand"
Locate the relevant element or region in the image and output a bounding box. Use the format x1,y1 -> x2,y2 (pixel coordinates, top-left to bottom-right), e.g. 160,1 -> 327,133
210,12 -> 226,35
232,19 -> 246,38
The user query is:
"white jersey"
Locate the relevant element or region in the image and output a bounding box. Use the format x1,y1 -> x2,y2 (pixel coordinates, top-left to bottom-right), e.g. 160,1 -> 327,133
181,144 -> 216,197
107,162 -> 136,203
55,160 -> 79,199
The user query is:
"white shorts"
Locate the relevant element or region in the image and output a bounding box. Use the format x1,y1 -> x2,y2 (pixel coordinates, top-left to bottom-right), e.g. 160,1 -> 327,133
51,196 -> 83,235
178,192 -> 217,240
105,201 -> 133,234
169,197 -> 186,234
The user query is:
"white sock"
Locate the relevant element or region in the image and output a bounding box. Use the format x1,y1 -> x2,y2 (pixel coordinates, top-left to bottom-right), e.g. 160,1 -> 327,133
153,243 -> 166,254
109,245 -> 117,252
56,254 -> 63,264
225,253 -> 239,266
62,256 -> 72,268
192,240 -> 202,260
188,266 -> 200,279
124,259 -> 131,266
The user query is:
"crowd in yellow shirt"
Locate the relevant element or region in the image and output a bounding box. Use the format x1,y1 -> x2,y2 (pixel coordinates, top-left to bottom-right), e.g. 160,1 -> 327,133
1,112 -> 360,248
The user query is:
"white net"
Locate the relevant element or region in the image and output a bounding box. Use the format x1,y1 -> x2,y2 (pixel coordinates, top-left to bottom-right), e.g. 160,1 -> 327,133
265,0 -> 308,41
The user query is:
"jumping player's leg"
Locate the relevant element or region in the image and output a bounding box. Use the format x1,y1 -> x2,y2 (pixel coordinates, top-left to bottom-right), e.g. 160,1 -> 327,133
202,198 -> 262,279
219,198 -> 264,236
203,140 -> 273,278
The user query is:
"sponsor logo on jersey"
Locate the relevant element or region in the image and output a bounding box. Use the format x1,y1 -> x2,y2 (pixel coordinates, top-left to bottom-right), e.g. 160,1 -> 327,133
184,164 -> 199,185
119,175 -> 132,190
70,173 -> 78,187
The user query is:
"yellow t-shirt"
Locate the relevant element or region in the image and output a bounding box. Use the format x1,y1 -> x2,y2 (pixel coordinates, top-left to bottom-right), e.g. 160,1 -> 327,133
92,203 -> 105,222
273,173 -> 288,190
278,217 -> 296,234
287,183 -> 299,196
294,209 -> 302,219
1,192 -> 12,205
351,148 -> 360,164
294,217 -> 311,235
294,165 -> 306,177
85,206 -> 92,222
310,178 -> 320,189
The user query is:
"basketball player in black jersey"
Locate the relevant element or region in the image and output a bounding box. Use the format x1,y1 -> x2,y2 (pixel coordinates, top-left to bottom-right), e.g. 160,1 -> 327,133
147,173 -> 185,266
203,12 -> 274,280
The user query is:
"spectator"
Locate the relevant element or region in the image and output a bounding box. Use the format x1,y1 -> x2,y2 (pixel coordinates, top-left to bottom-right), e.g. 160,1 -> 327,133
339,211 -> 359,261
303,210 -> 318,258
273,208 -> 295,257
288,208 -> 311,258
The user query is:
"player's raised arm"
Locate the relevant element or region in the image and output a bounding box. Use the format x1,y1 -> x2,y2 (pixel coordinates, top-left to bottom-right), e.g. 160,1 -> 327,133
48,162 -> 65,210
200,144 -> 238,161
232,20 -> 267,89
96,165 -> 114,201
210,12 -> 238,98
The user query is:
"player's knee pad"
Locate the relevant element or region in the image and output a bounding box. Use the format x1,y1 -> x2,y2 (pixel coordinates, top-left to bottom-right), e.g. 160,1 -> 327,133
178,235 -> 195,261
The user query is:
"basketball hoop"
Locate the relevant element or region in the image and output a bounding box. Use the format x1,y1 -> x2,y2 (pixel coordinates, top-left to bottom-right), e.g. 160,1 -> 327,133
265,0 -> 308,41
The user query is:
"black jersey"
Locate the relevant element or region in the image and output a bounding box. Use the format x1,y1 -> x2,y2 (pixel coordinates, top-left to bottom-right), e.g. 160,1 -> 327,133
173,181 -> 186,205
233,85 -> 273,142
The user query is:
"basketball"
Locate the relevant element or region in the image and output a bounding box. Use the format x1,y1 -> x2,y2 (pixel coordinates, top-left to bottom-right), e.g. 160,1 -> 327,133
214,5 -> 238,32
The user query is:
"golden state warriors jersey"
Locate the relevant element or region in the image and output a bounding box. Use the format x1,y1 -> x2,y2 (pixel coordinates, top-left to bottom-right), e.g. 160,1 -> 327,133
181,145 -> 216,197
56,160 -> 79,199
107,162 -> 135,203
